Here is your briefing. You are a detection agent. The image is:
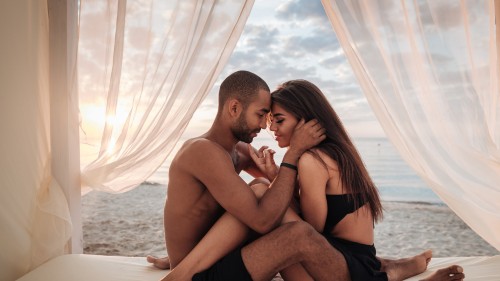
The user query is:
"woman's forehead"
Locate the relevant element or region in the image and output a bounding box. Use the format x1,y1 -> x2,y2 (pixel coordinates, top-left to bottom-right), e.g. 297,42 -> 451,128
271,103 -> 288,115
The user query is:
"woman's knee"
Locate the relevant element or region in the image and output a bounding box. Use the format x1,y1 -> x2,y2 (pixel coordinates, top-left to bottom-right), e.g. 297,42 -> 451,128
248,177 -> 270,186
281,207 -> 302,224
250,183 -> 269,199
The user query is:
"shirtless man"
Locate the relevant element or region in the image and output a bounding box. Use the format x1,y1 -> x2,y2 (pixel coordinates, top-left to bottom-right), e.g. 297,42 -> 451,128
149,70 -> 368,281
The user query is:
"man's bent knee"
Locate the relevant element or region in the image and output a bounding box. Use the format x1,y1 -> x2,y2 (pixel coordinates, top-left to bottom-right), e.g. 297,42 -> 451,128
285,221 -> 327,251
283,221 -> 316,240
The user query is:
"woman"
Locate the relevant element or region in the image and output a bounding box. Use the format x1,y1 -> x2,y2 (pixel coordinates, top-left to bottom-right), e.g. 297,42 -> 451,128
263,79 -> 403,280
154,80 -> 464,281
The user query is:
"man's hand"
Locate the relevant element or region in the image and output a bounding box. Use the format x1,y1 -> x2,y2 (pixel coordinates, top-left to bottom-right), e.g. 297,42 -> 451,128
288,119 -> 326,155
248,144 -> 278,180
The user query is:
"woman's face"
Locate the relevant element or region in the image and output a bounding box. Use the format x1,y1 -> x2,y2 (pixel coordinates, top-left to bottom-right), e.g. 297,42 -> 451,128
269,103 -> 299,148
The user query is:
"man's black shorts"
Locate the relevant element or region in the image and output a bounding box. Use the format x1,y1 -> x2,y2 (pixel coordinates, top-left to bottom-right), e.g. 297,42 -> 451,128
192,247 -> 252,281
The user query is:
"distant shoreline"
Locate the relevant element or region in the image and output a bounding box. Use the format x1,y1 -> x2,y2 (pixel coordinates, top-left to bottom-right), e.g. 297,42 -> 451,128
382,200 -> 446,206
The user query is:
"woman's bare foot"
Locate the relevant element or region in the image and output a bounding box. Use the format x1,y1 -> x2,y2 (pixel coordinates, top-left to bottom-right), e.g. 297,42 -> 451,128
379,250 -> 432,281
420,265 -> 464,281
147,255 -> 171,270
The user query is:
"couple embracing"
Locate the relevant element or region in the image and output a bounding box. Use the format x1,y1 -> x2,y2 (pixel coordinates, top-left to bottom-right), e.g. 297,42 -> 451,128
148,71 -> 464,281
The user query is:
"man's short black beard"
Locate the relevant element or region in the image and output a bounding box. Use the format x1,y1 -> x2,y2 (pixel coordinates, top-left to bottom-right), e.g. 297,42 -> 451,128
233,114 -> 253,143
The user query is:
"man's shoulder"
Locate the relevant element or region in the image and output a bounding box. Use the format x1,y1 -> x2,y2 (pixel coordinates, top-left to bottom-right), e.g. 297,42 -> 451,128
173,138 -> 236,179
176,138 -> 229,164
182,137 -> 223,153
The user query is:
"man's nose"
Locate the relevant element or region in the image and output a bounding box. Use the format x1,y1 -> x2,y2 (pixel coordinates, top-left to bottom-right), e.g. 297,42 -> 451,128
260,118 -> 267,129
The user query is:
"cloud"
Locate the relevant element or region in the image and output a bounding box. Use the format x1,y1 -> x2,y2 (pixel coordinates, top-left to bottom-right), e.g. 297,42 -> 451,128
239,24 -> 280,50
275,0 -> 328,24
282,30 -> 339,56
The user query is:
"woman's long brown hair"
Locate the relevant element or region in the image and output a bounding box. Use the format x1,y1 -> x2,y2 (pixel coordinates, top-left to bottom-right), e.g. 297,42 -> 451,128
271,80 -> 383,222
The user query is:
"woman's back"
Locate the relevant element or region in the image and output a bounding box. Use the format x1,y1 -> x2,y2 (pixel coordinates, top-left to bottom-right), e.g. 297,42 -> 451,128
298,149 -> 374,245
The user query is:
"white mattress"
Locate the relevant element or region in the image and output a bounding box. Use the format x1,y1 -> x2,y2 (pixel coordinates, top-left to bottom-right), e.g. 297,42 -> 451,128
17,255 -> 169,281
17,254 -> 500,281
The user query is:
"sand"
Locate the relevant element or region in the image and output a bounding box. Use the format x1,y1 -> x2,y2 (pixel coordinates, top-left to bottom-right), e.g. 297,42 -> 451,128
82,183 -> 499,274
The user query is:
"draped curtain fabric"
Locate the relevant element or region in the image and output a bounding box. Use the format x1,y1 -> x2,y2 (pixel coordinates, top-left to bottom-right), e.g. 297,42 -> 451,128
322,0 -> 500,250
0,0 -> 73,279
79,0 -> 254,193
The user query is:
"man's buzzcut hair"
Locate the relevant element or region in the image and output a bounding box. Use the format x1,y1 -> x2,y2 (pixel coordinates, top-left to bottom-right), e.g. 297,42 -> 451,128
218,70 -> 270,110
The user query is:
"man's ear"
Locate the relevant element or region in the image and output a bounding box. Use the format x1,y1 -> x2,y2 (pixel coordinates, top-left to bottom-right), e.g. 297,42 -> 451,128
227,98 -> 242,117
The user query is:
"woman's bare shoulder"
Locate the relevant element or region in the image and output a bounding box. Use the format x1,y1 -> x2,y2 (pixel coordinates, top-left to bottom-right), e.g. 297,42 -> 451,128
300,149 -> 338,170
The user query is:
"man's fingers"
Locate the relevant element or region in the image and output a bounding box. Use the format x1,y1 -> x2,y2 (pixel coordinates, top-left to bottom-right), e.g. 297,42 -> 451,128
305,119 -> 320,127
313,122 -> 324,132
258,146 -> 269,156
248,144 -> 256,156
316,127 -> 326,137
265,150 -> 276,166
248,144 -> 261,162
295,119 -> 306,129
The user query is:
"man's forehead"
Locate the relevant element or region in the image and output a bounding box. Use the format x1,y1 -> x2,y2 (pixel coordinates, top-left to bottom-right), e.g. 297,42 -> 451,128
250,89 -> 271,110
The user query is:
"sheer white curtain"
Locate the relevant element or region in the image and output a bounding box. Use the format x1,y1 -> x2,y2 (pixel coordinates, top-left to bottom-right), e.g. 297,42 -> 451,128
322,0 -> 500,251
1,1 -> 74,279
79,0 -> 254,193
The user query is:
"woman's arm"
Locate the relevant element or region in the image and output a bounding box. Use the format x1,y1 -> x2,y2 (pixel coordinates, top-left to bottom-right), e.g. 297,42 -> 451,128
297,152 -> 330,233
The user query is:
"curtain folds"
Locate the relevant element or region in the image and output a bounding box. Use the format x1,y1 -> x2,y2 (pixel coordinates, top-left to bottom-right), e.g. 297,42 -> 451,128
322,0 -> 500,250
79,0 -> 254,193
0,1 -> 72,279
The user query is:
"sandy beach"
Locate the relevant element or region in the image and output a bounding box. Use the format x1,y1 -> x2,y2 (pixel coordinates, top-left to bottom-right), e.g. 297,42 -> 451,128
82,183 -> 499,271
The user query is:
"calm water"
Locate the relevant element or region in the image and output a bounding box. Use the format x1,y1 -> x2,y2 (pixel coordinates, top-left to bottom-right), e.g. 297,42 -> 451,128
352,138 -> 442,204
147,136 -> 442,204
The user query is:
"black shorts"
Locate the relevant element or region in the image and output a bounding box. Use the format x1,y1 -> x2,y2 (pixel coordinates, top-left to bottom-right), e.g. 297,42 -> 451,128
192,247 -> 252,281
325,235 -> 388,281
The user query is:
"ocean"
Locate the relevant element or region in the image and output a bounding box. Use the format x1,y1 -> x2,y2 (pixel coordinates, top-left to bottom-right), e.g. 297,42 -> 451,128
352,138 -> 442,204
147,135 -> 443,205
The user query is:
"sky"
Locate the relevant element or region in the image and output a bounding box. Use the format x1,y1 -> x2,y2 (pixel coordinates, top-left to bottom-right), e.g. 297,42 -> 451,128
77,0 -> 386,169
181,0 -> 385,139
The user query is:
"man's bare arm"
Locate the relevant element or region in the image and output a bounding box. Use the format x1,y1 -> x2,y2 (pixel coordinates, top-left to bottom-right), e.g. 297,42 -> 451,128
189,119 -> 325,234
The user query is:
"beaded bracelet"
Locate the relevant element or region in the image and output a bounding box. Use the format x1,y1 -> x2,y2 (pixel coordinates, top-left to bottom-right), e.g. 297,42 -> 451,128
280,162 -> 298,171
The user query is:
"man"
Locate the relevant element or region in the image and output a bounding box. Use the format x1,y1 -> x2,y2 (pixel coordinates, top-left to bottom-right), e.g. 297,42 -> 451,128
149,70 -> 358,281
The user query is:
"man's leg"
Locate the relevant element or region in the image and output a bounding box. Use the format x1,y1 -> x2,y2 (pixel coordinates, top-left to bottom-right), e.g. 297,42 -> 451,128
148,179 -> 271,271
160,183 -> 270,281
277,206 -> 314,281
163,212 -> 251,281
242,221 -> 350,281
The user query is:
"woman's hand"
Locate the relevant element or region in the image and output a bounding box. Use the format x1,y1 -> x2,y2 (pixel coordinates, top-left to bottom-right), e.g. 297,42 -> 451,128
248,144 -> 278,180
